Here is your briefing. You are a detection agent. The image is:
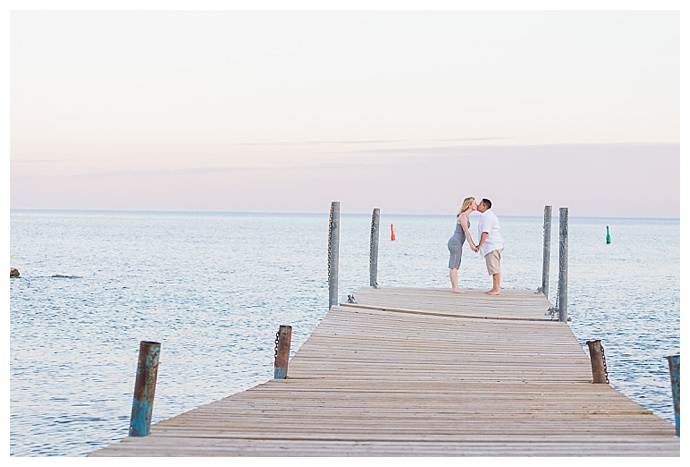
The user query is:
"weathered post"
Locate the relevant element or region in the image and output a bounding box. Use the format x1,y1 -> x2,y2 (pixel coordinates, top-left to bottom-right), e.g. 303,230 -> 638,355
369,208 -> 380,288
328,201 -> 340,308
274,325 -> 293,379
558,207 -> 568,322
667,354 -> 680,436
129,341 -> 161,437
586,340 -> 608,384
539,205 -> 552,296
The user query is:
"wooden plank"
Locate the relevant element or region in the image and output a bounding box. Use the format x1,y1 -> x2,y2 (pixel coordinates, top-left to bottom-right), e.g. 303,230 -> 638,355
89,288 -> 679,457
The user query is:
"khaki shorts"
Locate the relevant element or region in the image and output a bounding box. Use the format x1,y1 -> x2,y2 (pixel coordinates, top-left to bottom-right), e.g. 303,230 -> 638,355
484,249 -> 502,275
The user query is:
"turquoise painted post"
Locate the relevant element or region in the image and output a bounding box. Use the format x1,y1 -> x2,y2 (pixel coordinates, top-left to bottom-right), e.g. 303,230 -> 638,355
667,354 -> 680,436
274,325 -> 293,379
606,225 -> 611,244
129,341 -> 161,437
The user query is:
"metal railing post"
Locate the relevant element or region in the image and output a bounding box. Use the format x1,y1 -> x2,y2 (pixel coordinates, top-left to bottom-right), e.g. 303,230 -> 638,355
558,207 -> 568,322
539,205 -> 552,296
369,208 -> 380,288
328,201 -> 340,309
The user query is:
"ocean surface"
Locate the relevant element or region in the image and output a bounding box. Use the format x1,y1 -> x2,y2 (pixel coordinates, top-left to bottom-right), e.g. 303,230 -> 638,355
9,209 -> 680,456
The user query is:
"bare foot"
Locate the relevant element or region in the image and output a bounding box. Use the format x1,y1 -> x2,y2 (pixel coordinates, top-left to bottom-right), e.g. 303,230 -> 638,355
486,290 -> 500,295
451,289 -> 465,294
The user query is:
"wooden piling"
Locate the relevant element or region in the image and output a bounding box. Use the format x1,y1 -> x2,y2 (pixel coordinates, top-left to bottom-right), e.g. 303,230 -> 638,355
129,341 -> 161,437
586,340 -> 608,384
274,325 -> 293,379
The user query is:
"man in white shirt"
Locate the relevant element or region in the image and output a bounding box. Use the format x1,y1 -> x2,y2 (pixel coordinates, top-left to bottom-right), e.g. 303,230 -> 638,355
476,198 -> 504,295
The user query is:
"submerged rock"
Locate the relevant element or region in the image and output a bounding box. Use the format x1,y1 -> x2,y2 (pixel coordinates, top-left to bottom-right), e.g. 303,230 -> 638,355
10,267 -> 20,277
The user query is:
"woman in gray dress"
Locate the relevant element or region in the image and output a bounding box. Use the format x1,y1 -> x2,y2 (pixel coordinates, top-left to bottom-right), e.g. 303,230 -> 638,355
448,197 -> 478,293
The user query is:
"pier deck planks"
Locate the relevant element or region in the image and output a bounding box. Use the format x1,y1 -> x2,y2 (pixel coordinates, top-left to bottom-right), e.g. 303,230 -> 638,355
90,287 -> 679,456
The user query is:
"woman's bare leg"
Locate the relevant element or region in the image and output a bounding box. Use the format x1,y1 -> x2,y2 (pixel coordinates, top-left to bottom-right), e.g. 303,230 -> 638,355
450,268 -> 461,293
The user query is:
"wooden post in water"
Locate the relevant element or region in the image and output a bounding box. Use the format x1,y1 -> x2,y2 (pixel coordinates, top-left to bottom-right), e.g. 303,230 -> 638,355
369,208 -> 380,288
328,201 -> 340,309
539,205 -> 552,296
586,340 -> 608,384
667,354 -> 680,436
274,325 -> 293,379
558,207 -> 568,322
129,341 -> 161,437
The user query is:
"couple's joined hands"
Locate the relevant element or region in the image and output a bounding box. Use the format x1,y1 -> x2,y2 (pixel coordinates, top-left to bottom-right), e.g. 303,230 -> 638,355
471,244 -> 479,253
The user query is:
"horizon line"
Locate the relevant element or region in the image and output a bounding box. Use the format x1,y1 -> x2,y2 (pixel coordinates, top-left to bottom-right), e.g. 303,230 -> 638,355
8,207 -> 681,221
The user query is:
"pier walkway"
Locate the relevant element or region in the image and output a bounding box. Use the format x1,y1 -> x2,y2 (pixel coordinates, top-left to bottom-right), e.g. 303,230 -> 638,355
90,287 -> 679,456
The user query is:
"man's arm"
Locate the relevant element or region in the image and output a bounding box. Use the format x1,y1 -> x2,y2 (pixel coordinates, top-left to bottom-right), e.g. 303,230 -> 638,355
477,231 -> 489,251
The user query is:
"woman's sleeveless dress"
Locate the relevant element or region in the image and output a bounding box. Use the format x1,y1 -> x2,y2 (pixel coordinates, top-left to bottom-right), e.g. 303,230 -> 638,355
448,219 -> 469,269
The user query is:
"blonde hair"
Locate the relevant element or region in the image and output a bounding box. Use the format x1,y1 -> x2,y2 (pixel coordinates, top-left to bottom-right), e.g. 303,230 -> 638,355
456,197 -> 475,217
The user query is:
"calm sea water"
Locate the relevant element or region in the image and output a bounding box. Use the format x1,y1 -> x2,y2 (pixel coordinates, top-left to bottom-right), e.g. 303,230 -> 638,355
9,210 -> 680,456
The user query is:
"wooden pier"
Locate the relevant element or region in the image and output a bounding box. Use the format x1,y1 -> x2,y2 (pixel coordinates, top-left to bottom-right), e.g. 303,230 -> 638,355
90,287 -> 679,456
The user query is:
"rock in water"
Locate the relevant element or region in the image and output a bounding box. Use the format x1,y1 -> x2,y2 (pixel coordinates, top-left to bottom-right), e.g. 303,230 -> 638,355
10,267 -> 20,277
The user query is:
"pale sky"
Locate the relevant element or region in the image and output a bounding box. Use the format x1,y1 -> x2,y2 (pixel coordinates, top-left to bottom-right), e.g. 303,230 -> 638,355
6,2 -> 683,217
